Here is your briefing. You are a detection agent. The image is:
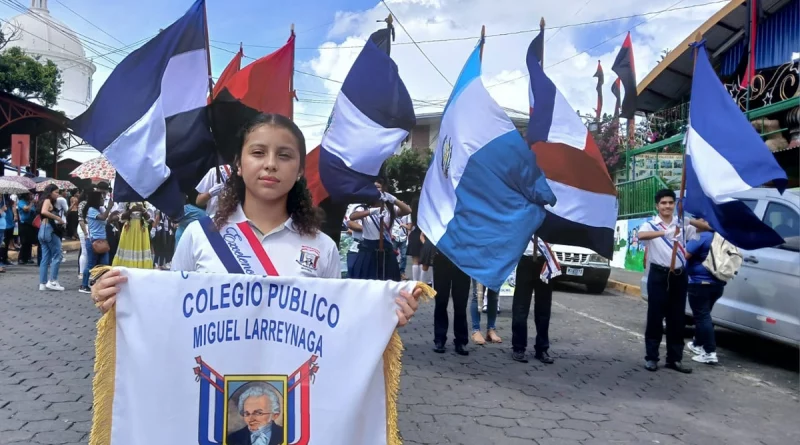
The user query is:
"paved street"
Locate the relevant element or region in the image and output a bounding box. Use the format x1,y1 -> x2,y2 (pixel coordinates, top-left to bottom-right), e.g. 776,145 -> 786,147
1,255 -> 798,445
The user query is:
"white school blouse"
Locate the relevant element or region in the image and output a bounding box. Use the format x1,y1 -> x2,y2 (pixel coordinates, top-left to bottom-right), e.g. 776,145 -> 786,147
171,205 -> 340,279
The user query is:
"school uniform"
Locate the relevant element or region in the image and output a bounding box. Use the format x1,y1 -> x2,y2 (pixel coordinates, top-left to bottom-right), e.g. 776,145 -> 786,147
195,165 -> 232,217
392,214 -> 410,273
344,204 -> 366,278
511,238 -> 555,360
639,216 -> 699,365
349,205 -> 401,281
172,204 -> 340,279
433,251 -> 471,352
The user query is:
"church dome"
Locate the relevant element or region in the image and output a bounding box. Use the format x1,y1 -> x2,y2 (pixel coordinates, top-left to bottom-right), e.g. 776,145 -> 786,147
1,0 -> 96,118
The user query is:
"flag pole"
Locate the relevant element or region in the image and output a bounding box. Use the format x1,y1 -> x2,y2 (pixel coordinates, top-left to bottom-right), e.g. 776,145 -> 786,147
479,25 -> 486,60
377,17 -> 393,280
669,32 -> 703,272
202,0 -> 213,98
290,24 -> 296,120
532,17 -> 544,257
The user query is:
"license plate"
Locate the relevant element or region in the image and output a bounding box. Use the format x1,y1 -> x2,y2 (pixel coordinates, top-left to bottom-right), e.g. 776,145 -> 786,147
566,267 -> 584,276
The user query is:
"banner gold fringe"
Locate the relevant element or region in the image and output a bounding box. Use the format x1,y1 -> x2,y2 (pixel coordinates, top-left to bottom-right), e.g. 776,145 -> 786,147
89,265 -> 114,445
89,271 -> 436,445
385,281 -> 436,445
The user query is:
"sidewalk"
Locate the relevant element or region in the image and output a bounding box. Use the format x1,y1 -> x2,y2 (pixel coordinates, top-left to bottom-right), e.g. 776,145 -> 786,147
608,267 -> 644,297
5,239 -> 81,263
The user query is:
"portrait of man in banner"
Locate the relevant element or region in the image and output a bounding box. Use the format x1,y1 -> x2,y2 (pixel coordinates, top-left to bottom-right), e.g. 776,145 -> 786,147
224,377 -> 287,445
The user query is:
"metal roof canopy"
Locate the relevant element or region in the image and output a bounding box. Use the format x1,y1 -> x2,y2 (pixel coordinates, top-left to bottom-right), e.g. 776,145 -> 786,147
636,0 -> 793,114
0,90 -> 71,141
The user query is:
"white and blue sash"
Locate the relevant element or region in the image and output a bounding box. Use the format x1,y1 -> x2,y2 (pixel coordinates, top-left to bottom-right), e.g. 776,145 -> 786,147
198,216 -> 279,276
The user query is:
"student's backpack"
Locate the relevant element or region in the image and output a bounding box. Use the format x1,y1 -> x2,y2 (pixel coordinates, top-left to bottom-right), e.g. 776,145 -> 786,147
702,233 -> 743,282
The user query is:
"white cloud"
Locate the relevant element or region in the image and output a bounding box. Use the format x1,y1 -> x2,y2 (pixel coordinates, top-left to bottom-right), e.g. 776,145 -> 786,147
296,0 -> 724,147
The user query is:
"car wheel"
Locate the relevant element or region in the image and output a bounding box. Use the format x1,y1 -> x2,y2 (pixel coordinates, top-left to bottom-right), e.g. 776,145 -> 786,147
586,281 -> 607,294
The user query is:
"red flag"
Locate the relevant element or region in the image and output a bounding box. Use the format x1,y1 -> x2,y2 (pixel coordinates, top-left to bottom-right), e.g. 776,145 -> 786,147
741,0 -> 760,88
210,32 -> 296,162
210,45 -> 242,101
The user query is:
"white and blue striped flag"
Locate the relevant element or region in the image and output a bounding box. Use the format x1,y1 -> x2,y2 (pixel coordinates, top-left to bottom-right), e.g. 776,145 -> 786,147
684,41 -> 788,250
70,0 -> 216,218
418,39 -> 556,291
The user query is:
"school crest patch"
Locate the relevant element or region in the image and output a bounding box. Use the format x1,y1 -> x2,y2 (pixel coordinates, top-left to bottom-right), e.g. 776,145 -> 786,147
297,246 -> 320,272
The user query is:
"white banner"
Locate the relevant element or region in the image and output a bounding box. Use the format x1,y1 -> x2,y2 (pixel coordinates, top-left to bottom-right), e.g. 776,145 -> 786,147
91,268 -> 427,445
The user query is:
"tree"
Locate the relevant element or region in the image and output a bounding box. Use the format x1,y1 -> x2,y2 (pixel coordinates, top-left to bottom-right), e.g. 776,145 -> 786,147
580,112 -> 626,174
1,27 -> 66,173
0,46 -> 62,107
382,148 -> 431,194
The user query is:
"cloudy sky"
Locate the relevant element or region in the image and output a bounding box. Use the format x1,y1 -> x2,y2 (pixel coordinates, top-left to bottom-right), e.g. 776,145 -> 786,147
0,0 -> 728,162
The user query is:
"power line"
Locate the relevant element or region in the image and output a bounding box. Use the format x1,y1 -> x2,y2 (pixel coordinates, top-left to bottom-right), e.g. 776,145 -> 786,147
53,0 -> 126,46
485,0 -> 690,89
210,0 -> 726,51
380,0 -> 453,87
546,0 -> 594,43
1,0 -> 124,65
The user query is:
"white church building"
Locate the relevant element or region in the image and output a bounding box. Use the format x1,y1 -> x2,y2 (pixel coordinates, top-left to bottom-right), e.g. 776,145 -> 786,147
1,0 -> 96,119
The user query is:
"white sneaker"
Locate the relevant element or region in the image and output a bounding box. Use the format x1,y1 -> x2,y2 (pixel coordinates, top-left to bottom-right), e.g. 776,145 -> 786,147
39,284 -> 47,291
692,352 -> 718,364
46,281 -> 65,291
687,341 -> 704,355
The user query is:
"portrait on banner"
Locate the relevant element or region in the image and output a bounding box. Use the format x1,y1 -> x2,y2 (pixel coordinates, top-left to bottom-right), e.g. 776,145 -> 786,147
224,376 -> 287,445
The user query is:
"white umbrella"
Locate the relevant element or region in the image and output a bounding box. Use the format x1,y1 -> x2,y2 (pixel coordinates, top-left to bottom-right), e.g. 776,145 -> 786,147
0,178 -> 29,195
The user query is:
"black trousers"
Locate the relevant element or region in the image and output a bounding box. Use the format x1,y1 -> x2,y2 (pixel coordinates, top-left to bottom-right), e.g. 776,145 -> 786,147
645,265 -> 688,363
433,254 -> 471,346
511,255 -> 553,354
18,222 -> 36,264
0,228 -> 14,263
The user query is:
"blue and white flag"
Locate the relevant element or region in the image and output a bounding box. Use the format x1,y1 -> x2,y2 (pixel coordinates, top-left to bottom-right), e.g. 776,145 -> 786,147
418,40 -> 556,291
684,42 -> 788,250
70,0 -> 216,218
310,29 -> 415,205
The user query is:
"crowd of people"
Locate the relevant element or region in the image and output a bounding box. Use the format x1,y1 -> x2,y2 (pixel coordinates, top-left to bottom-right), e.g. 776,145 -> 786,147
0,181 -> 178,293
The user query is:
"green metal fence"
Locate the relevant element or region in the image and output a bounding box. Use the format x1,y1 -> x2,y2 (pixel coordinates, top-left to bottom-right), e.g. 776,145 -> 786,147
616,175 -> 669,219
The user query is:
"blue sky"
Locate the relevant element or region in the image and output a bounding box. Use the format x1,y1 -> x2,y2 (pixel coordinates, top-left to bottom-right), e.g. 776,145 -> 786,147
0,0 -> 725,160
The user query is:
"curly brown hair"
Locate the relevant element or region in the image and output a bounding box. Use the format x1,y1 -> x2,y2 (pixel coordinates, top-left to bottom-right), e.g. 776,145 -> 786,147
213,113 -> 323,236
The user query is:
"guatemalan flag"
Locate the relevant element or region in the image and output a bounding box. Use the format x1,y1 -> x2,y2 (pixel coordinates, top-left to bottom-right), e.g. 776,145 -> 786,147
418,39 -> 556,291
306,28 -> 415,206
70,0 -> 217,219
526,30 -> 617,258
684,41 -> 787,250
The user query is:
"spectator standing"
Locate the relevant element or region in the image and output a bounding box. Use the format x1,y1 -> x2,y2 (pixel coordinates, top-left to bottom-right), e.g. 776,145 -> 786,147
685,225 -> 726,365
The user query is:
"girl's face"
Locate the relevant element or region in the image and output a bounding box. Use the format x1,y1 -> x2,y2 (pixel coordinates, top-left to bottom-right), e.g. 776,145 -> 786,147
49,189 -> 59,200
238,124 -> 302,204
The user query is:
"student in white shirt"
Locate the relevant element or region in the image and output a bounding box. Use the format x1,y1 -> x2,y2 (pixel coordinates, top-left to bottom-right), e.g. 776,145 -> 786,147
392,212 -> 411,279
347,178 -> 412,281
638,188 -> 710,374
195,164 -> 233,216
344,203 -> 366,277
91,113 -> 420,328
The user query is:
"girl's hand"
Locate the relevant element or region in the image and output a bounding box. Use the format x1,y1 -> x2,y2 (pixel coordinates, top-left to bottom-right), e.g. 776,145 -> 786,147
395,288 -> 422,327
91,268 -> 127,314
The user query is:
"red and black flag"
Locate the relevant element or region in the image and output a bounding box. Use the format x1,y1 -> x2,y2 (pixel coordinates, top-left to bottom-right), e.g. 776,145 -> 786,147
593,60 -> 604,120
209,32 -> 296,162
210,44 -> 243,102
611,77 -> 621,118
740,0 -> 762,88
611,32 -> 637,119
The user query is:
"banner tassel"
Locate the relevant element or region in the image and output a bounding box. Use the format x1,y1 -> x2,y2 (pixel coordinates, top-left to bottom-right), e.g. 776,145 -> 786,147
89,265 -> 115,445
384,281 -> 435,445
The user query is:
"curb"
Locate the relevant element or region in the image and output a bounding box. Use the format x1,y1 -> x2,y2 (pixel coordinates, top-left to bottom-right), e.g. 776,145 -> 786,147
7,240 -> 82,263
608,279 -> 641,298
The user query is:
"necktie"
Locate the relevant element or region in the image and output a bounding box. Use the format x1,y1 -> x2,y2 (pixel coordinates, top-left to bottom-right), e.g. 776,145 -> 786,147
251,430 -> 268,445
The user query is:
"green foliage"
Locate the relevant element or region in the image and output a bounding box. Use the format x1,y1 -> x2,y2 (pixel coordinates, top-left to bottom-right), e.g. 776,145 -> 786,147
0,46 -> 63,107
383,148 -> 432,193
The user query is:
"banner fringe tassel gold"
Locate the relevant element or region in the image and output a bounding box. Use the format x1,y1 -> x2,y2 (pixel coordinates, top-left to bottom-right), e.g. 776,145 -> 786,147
90,270 -> 436,445
385,281 -> 436,445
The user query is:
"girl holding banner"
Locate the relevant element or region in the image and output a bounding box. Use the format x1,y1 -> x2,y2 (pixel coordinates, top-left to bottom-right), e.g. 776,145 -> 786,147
91,113 -> 421,327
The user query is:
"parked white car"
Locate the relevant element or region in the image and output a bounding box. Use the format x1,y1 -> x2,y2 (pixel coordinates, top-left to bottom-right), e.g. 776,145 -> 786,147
550,244 -> 611,294
641,187 -> 800,347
